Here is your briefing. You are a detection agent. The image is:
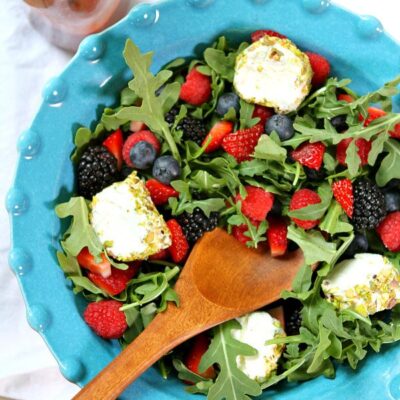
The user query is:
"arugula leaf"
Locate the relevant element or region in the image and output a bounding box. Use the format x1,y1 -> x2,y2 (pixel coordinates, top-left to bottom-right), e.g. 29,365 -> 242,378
376,139 -> 400,186
253,134 -> 287,163
204,48 -> 236,82
71,123 -> 105,163
320,201 -> 353,235
199,320 -> 262,400
239,99 -> 258,129
345,139 -> 361,178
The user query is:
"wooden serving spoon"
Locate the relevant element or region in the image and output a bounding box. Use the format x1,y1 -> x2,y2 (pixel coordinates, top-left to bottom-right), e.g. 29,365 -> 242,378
74,228 -> 305,400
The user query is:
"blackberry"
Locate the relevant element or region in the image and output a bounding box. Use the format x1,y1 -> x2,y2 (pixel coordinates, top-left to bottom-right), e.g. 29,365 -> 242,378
352,179 -> 386,230
177,208 -> 219,243
284,300 -> 303,335
304,166 -> 326,181
330,114 -> 348,133
165,107 -> 179,125
177,116 -> 207,145
77,145 -> 118,199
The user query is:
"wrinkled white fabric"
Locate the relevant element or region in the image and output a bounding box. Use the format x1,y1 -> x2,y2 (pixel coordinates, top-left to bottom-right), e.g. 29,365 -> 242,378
0,1 -> 398,399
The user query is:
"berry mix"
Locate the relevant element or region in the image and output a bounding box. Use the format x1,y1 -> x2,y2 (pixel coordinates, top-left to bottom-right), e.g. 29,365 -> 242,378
56,29 -> 400,398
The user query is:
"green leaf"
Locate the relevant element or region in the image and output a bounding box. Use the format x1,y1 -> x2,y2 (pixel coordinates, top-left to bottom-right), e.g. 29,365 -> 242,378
376,139 -> 400,186
173,359 -> 212,385
307,324 -> 331,374
56,250 -> 82,276
203,48 -> 236,82
319,201 -> 353,235
120,87 -> 139,106
158,81 -> 181,114
287,226 -> 337,265
291,264 -> 313,293
239,99 -> 258,129
190,170 -> 226,192
55,197 -> 102,257
368,131 -> 389,166
253,134 -> 287,163
345,139 -> 361,178
69,276 -> 105,295
71,123 -> 105,163
199,320 -> 262,400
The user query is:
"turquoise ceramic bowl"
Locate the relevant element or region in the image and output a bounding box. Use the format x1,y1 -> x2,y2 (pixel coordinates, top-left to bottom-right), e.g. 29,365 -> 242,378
7,0 -> 400,398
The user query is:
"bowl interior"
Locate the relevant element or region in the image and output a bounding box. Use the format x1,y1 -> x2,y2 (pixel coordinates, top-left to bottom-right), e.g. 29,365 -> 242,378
8,0 -> 400,399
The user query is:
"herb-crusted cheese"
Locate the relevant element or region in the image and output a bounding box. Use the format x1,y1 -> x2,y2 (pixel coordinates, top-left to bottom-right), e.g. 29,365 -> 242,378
90,171 -> 171,261
322,253 -> 400,316
233,36 -> 313,113
231,311 -> 285,383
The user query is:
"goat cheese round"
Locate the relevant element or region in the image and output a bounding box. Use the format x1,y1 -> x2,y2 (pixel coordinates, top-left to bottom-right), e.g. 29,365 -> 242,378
322,253 -> 400,316
231,311 -> 285,383
90,172 -> 171,261
233,36 -> 313,113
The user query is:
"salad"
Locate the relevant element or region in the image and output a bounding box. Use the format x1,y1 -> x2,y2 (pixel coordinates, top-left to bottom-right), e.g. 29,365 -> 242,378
56,28 -> 400,399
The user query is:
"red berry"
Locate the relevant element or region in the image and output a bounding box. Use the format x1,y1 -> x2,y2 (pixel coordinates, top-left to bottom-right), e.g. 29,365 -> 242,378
232,220 -> 260,245
185,334 -> 216,383
361,107 -> 400,139
376,212 -> 400,252
103,129 -> 123,170
202,120 -> 234,153
336,137 -> 371,166
337,93 -> 354,103
289,189 -> 321,229
306,52 -> 330,87
145,179 -> 179,206
332,179 -> 354,217
221,124 -> 264,162
166,219 -> 189,263
83,300 -> 127,339
77,248 -> 111,278
122,130 -> 161,168
291,141 -> 326,170
252,105 -> 274,127
130,121 -> 147,132
267,216 -> 288,257
180,68 -> 211,106
235,185 -> 274,221
149,248 -> 169,261
88,264 -> 140,296
251,29 -> 287,42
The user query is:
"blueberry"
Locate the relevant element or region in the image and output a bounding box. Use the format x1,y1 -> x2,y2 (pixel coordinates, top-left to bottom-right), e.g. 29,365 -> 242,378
330,114 -> 348,133
344,233 -> 369,258
129,141 -> 156,170
384,190 -> 400,212
216,92 -> 240,116
265,115 -> 294,141
152,155 -> 181,184
304,166 -> 326,181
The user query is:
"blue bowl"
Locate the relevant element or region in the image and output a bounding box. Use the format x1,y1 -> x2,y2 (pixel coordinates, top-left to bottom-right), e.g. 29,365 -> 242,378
7,0 -> 400,399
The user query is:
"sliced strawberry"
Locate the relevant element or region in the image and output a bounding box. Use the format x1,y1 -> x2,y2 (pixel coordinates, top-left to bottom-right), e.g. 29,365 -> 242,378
232,220 -> 260,245
130,121 -> 147,132
203,120 -> 234,153
103,129 -> 123,170
377,212 -> 400,252
77,247 -> 111,278
166,219 -> 189,263
122,130 -> 161,168
291,141 -> 326,170
337,93 -> 354,103
235,185 -> 274,221
332,179 -> 354,217
180,68 -> 211,106
306,52 -> 330,87
145,179 -> 179,205
289,189 -> 321,230
185,334 -> 216,382
267,216 -> 288,257
252,105 -> 274,127
336,137 -> 371,166
361,107 -> 400,139
251,29 -> 287,42
221,124 -> 264,162
149,248 -> 169,261
88,263 -> 140,296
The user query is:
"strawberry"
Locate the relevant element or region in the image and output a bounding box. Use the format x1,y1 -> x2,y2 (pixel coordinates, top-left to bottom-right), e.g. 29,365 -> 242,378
185,334 -> 216,382
130,121 -> 147,132
122,130 -> 161,167
149,248 -> 169,261
202,120 -> 234,153
332,179 -> 354,217
103,129 -> 123,170
306,52 -> 330,87
251,29 -> 287,42
235,186 -> 274,221
289,189 -> 321,229
361,107 -> 400,139
180,68 -> 211,106
83,300 -> 127,339
166,219 -> 189,263
336,137 -> 371,166
77,248 -> 111,278
252,105 -> 274,127
232,220 -> 260,245
267,216 -> 288,257
145,179 -> 179,205
337,93 -> 354,103
291,141 -> 326,170
376,211 -> 400,252
221,124 -> 264,162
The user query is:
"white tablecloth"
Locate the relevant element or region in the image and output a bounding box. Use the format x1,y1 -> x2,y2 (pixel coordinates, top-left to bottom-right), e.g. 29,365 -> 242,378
0,1 -> 399,399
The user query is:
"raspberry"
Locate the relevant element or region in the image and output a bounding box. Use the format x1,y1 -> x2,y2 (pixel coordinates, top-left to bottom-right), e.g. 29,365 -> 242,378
83,300 -> 127,339
252,105 -> 274,127
289,189 -> 321,229
291,141 -> 326,170
332,179 -> 354,217
251,29 -> 287,42
232,219 -> 260,245
377,211 -> 400,252
235,186 -> 274,221
166,219 -> 189,263
306,52 -> 330,87
180,68 -> 211,106
221,124 -> 264,162
336,138 -> 371,166
145,179 -> 179,205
